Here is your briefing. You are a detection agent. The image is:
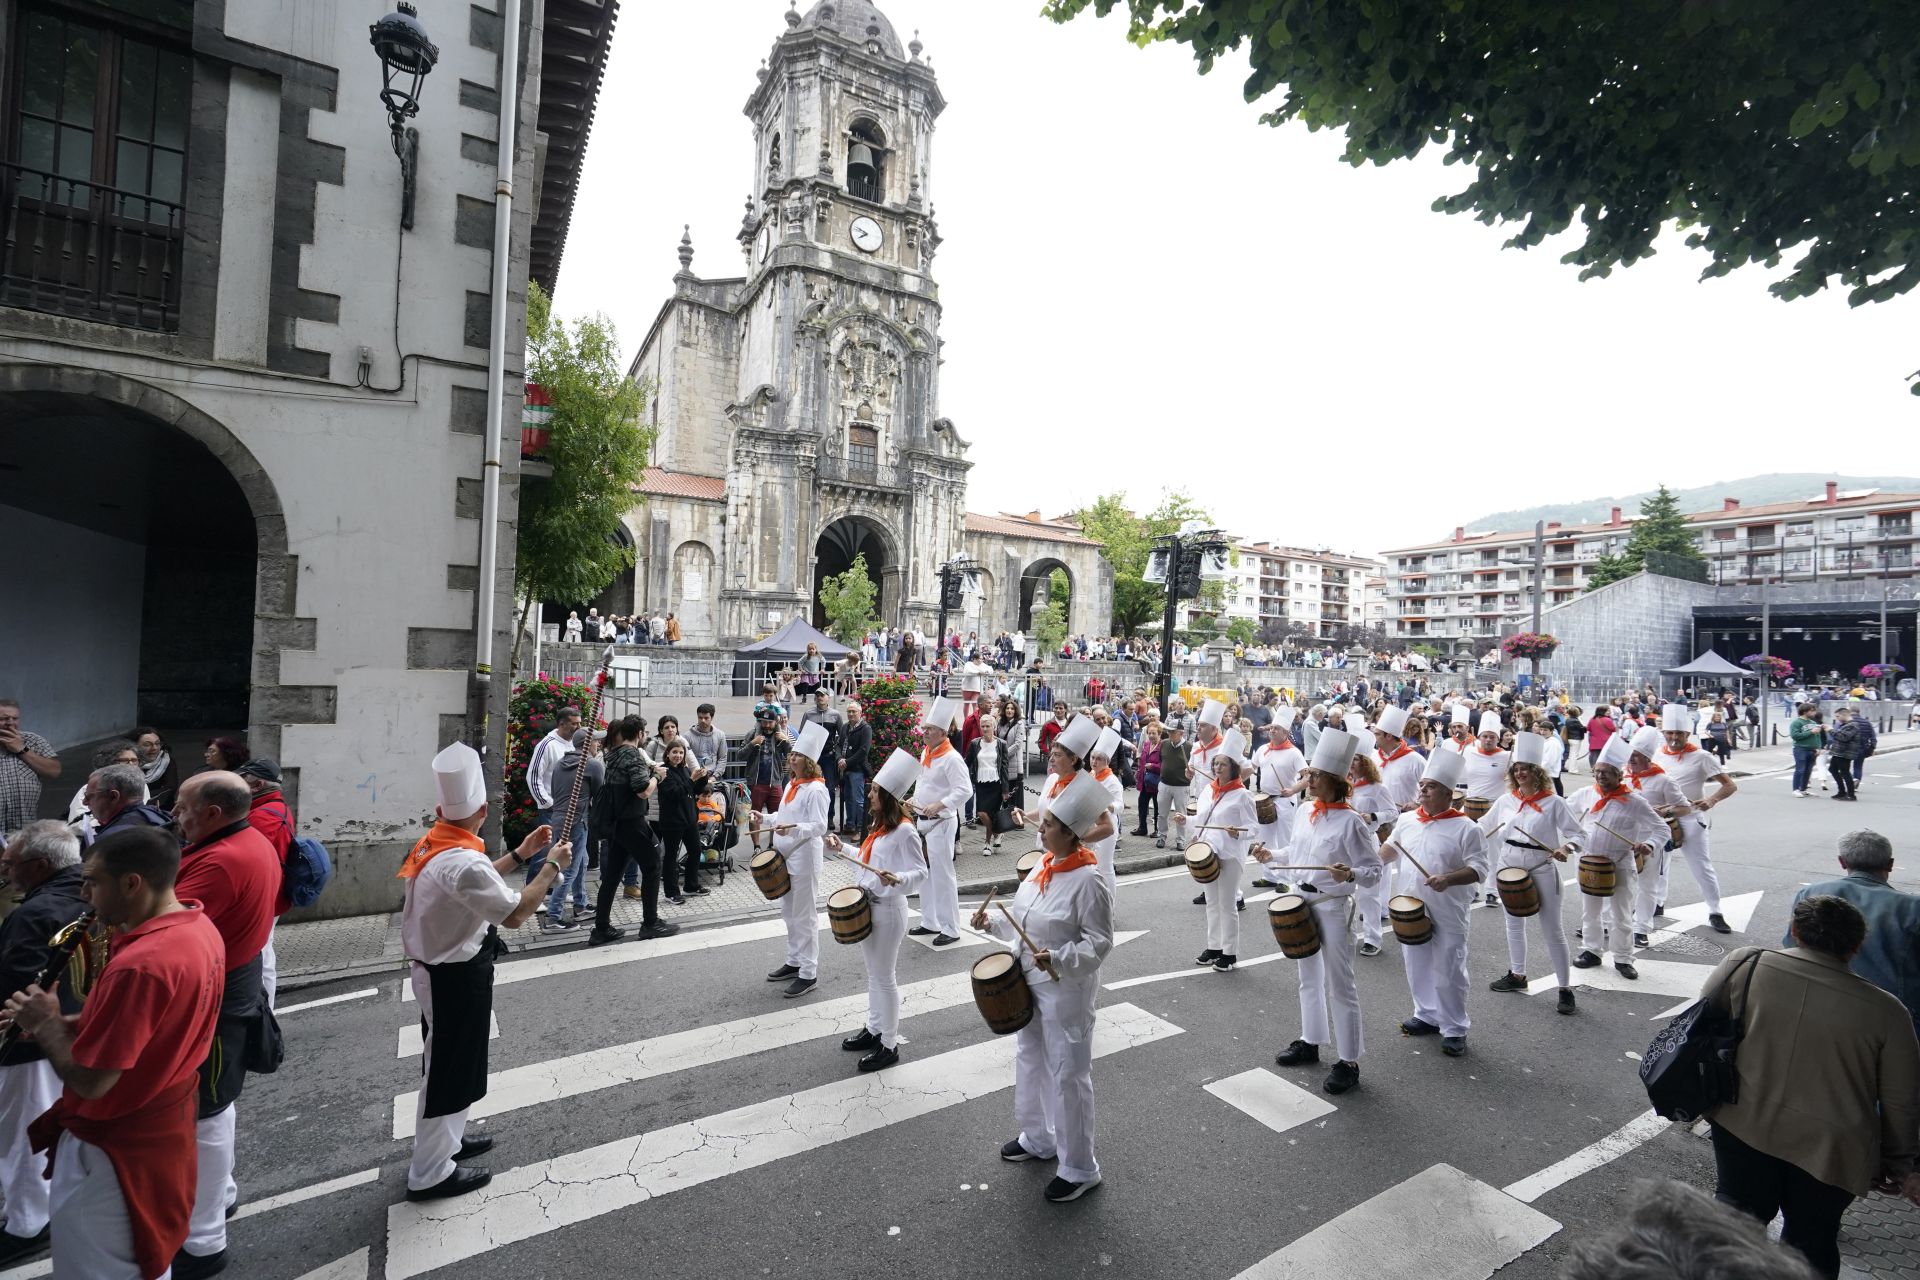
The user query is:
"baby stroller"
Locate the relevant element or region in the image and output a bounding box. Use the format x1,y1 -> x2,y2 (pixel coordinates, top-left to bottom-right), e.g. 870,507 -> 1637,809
696,779 -> 748,882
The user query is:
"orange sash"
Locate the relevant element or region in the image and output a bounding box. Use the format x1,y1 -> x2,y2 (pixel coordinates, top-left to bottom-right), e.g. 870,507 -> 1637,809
920,738 -> 954,767
397,821 -> 487,880
1589,785 -> 1634,815
1310,800 -> 1351,823
1415,807 -> 1464,823
1034,845 -> 1098,893
858,821 -> 900,864
1516,789 -> 1554,813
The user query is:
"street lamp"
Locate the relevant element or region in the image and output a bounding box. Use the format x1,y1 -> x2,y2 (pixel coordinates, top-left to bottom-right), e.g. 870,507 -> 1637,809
935,555 -> 979,659
369,3 -> 440,230
1150,527 -> 1230,719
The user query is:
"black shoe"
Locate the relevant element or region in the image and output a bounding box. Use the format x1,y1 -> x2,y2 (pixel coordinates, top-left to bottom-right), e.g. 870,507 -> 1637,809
842,1027 -> 881,1052
586,926 -> 625,947
1275,1039 -> 1320,1066
1484,891 -> 1500,907
1707,913 -> 1731,934
666,895 -> 687,907
686,885 -> 711,897
1653,902 -> 1667,918
857,1044 -> 899,1073
1440,1036 -> 1468,1057
908,926 -> 936,937
455,1133 -> 494,1161
1633,932 -> 1650,947
1615,962 -> 1639,980
540,916 -> 578,932
1001,1138 -> 1048,1163
405,1166 -> 492,1201
1400,1017 -> 1439,1036
1323,1060 -> 1360,1095
1193,891 -> 1206,905
784,976 -> 818,998
1572,950 -> 1602,969
1132,827 -> 1149,837
1557,988 -> 1577,1015
172,1248 -> 228,1280
932,933 -> 960,947
1044,1174 -> 1103,1202
767,963 -> 800,982
1358,942 -> 1382,957
0,1230 -> 48,1265
1489,971 -> 1528,993
1194,949 -> 1222,967
1237,898 -> 1246,912
637,920 -> 680,939
1213,954 -> 1237,972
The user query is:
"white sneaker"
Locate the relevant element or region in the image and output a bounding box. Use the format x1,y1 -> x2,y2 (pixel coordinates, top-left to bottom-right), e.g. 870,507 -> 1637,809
1793,789 -> 1808,797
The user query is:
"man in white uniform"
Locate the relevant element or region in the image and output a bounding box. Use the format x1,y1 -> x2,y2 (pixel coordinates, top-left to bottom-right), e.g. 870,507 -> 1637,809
1381,750 -> 1486,1056
1370,706 -> 1423,895
1656,702 -> 1735,933
1625,726 -> 1693,947
910,697 -> 972,946
1460,711 -> 1511,802
756,722 -> 832,996
1568,736 -> 1666,980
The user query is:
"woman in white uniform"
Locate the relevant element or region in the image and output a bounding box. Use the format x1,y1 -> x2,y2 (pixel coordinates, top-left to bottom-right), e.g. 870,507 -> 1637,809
908,697 -> 972,947
1380,749 -> 1487,1055
826,749 -> 927,1072
1478,735 -> 1584,1015
1086,727 -> 1126,898
1568,735 -> 1666,981
1015,715 -> 1102,853
752,721 -> 831,998
1347,752 -> 1397,957
1625,725 -> 1693,947
974,772 -> 1116,1204
1192,754 -> 1257,971
1261,730 -> 1384,1095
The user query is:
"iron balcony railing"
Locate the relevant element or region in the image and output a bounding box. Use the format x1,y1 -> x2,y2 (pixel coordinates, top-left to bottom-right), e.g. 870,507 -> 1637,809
816,454 -> 905,489
0,162 -> 183,331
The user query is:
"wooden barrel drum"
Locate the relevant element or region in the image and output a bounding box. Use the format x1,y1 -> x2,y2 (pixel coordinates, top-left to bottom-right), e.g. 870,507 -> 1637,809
827,886 -> 873,944
1578,854 -> 1617,897
971,951 -> 1034,1035
1496,866 -> 1541,917
1268,894 -> 1321,959
1185,842 -> 1221,883
750,848 -> 791,900
1388,895 -> 1434,946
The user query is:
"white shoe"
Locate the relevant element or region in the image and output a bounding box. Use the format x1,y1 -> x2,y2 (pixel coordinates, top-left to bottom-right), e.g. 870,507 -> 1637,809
1793,789 -> 1808,797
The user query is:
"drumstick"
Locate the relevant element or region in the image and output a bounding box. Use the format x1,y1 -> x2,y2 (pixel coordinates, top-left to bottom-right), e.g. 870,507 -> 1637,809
1589,819 -> 1643,847
996,903 -> 1059,982
1396,846 -> 1434,880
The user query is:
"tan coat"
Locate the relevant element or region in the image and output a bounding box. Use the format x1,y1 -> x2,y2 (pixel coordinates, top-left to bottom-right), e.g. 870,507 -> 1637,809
1710,945 -> 1920,1196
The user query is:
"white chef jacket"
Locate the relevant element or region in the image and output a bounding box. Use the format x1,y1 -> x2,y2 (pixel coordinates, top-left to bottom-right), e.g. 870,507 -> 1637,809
1476,791 -> 1584,870
1350,782 -> 1396,835
401,846 -> 518,965
1626,765 -> 1691,815
1375,745 -> 1423,809
1282,804 -> 1384,900
1460,746 -> 1511,800
1656,744 -> 1727,804
772,779 -> 830,876
1194,782 -> 1258,866
854,823 -> 927,901
984,856 -> 1115,1040
1567,786 -> 1668,865
914,744 -> 973,825
1252,744 -> 1303,802
1384,810 -> 1487,925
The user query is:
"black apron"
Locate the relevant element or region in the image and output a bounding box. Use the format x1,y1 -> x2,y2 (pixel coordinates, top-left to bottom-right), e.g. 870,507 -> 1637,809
420,927 -> 504,1119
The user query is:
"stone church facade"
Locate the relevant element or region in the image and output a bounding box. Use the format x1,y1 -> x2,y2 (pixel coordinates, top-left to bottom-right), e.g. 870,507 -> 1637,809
622,1 -> 1110,646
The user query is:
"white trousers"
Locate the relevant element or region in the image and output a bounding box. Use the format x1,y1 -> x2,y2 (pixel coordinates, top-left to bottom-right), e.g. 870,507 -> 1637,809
1357,872 -> 1388,946
183,1104 -> 234,1256
1011,988 -> 1099,1184
0,1059 -> 59,1237
260,934 -> 278,1009
919,817 -> 960,936
1402,911 -> 1471,1037
1503,864 -> 1572,986
860,896 -> 909,1048
1633,846 -> 1668,934
1203,858 -> 1242,955
48,1132 -> 161,1279
780,863 -> 820,979
1579,862 -> 1638,965
1654,818 -> 1722,915
1158,785 -> 1188,840
1295,898 -> 1364,1063
407,963 -> 468,1192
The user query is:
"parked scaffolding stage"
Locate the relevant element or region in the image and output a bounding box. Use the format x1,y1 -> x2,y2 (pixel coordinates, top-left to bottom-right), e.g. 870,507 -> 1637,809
1693,597 -> 1917,687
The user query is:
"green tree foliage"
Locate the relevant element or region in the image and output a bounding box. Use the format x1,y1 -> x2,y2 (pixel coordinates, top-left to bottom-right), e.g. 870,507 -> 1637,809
1046,2 -> 1920,356
1225,617 -> 1257,645
515,282 -> 653,669
1585,485 -> 1709,590
1074,490 -> 1214,634
818,553 -> 879,645
1034,593 -> 1070,655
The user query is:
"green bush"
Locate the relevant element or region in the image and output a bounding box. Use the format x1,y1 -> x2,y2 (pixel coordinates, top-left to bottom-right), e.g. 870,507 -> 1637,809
858,674 -> 922,773
505,674 -> 605,846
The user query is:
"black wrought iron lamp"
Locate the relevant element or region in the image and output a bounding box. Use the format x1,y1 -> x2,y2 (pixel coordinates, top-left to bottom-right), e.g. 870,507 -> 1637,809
369,2 -> 440,230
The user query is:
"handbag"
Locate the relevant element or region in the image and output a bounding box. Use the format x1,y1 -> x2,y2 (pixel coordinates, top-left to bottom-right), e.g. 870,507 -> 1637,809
1639,948 -> 1763,1122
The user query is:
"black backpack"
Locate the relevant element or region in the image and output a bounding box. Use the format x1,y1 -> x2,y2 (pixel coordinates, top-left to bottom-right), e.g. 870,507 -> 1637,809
1639,949 -> 1762,1122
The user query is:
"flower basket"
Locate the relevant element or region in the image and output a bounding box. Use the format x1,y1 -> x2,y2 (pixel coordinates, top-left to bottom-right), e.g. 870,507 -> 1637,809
1741,654 -> 1794,683
1500,631 -> 1560,661
1861,663 -> 1906,680
857,675 -> 923,774
504,674 -> 605,847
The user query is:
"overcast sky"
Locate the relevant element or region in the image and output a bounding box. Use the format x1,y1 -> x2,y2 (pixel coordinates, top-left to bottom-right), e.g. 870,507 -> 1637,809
556,0 -> 1917,561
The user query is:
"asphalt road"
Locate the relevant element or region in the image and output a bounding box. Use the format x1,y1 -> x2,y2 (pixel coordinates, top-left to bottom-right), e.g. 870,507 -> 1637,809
36,757 -> 1914,1280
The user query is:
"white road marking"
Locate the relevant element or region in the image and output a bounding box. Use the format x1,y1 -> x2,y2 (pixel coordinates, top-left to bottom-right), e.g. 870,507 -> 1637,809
0,1259 -> 48,1278
293,1247 -> 370,1279
393,932 -> 1145,1137
278,987 -> 379,1015
1502,1109 -> 1672,1203
403,916 -> 802,1000
232,1167 -> 381,1220
1525,957 -> 1719,1001
1105,951 -> 1287,990
1656,890 -> 1762,937
1229,1163 -> 1557,1278
383,1003 -> 1184,1278
1205,1068 -> 1337,1135
397,1011 -> 499,1059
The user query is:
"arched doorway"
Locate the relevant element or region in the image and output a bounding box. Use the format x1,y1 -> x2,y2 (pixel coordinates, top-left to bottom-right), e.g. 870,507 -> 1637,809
0,374 -> 266,763
814,515 -> 893,632
1019,558 -> 1073,632
672,541 -> 716,644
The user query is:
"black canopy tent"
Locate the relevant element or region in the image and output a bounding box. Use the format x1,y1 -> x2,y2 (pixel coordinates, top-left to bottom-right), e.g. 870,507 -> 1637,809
1660,651 -> 1760,700
730,618 -> 851,697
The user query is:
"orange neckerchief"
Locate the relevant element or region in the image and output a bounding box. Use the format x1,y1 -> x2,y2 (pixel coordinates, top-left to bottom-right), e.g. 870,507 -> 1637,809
397,821 -> 486,880
1415,807 -> 1464,823
1310,800 -> 1352,823
859,820 -> 901,864
920,738 -> 954,767
1046,769 -> 1078,798
1627,765 -> 1664,789
1589,785 -> 1634,815
1380,743 -> 1414,766
1034,845 -> 1098,893
1516,789 -> 1555,813
1094,767 -> 1114,783
1476,743 -> 1505,756
782,779 -> 808,806
1660,743 -> 1700,756
1210,778 -> 1244,799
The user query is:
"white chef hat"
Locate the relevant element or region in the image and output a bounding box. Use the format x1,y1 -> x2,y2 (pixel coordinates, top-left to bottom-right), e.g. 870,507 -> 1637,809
1478,711 -> 1503,739
1308,728 -> 1360,777
1054,714 -> 1099,760
1048,770 -> 1111,838
1630,726 -> 1665,759
874,748 -> 922,800
793,721 -> 830,763
1221,728 -> 1246,761
1660,703 -> 1693,733
1419,747 -> 1466,789
921,696 -> 962,731
432,741 -> 486,821
1512,733 -> 1547,767
1449,703 -> 1472,727
1375,706 -> 1410,738
1198,698 -> 1227,729
1343,711 -> 1368,737
1597,734 -> 1634,771
1092,726 -> 1122,763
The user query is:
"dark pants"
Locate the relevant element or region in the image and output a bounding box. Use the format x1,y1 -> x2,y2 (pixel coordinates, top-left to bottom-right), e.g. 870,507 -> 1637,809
842,771 -> 868,835
598,829 -> 660,929
1827,755 -> 1858,798
1791,746 -> 1818,792
659,823 -> 701,894
1136,789 -> 1156,833
821,758 -> 840,830
1851,754 -> 1868,783
1711,1124 -> 1852,1279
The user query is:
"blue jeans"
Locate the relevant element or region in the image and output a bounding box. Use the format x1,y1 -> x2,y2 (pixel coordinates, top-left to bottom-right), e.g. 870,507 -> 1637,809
525,807 -> 555,882
843,772 -> 868,834
545,816 -> 589,917
1791,747 -> 1817,792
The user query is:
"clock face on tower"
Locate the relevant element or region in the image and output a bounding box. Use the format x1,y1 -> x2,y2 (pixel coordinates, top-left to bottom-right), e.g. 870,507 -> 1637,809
757,222 -> 772,262
849,216 -> 884,254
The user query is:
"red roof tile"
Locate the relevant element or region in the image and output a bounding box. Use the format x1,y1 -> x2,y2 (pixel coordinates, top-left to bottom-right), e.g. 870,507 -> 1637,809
964,512 -> 1099,546
632,468 -> 726,501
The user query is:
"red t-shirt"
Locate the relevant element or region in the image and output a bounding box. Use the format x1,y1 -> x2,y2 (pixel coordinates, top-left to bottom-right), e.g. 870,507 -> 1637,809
176,824 -> 281,971
1586,715 -> 1616,750
68,906 -> 225,1122
247,790 -> 296,916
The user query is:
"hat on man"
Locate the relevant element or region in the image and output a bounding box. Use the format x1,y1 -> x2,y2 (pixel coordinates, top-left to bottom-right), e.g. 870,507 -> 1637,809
1308,728 -> 1361,777
1048,771 -> 1111,839
1054,714 -> 1099,760
1198,698 -> 1227,729
1221,728 -> 1247,762
1512,733 -> 1547,767
1630,726 -> 1665,759
1449,703 -> 1472,728
1420,748 -> 1466,789
1660,703 -> 1693,733
793,721 -> 830,763
432,742 -> 486,821
236,757 -> 282,784
1343,711 -> 1369,737
874,748 -> 922,801
1597,734 -> 1634,771
1092,726 -> 1122,763
922,696 -> 963,731
1375,706 -> 1410,738
1478,712 -> 1503,739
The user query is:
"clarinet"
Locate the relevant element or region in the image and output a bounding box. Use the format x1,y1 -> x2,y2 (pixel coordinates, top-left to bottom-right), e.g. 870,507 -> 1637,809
0,909 -> 97,1055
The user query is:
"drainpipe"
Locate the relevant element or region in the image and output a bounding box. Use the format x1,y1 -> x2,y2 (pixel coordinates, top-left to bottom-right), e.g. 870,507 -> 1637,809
471,0 -> 523,752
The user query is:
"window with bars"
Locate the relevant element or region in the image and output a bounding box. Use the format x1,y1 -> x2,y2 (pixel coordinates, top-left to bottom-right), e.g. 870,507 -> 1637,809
847,423 -> 878,473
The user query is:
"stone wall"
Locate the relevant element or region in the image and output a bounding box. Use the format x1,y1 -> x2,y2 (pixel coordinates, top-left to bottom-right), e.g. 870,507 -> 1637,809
1535,572 -> 1725,700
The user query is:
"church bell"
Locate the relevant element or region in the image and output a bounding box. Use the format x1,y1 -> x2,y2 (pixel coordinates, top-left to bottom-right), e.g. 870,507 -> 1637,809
848,142 -> 878,184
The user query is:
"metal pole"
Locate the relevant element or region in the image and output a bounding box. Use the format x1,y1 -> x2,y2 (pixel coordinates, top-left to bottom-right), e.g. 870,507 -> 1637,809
1529,519 -> 1545,690
1157,539 -> 1181,721
531,598 -> 542,682
1759,576 -> 1772,745
935,561 -> 950,667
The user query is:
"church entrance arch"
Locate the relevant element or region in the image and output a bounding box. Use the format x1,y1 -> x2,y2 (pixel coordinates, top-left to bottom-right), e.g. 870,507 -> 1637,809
672,541 -> 716,645
814,515 -> 896,633
1019,558 -> 1073,633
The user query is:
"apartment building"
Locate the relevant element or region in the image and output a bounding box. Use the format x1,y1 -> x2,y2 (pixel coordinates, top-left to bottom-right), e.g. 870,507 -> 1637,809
1175,541 -> 1380,641
1380,482 -> 1920,654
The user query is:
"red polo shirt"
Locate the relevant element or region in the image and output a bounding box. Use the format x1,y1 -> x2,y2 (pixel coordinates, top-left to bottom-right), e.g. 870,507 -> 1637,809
176,822 -> 280,971
247,790 -> 296,916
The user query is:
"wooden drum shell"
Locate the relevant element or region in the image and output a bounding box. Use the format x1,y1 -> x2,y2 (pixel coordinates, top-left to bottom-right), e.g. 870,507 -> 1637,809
1388,894 -> 1434,946
1496,866 -> 1542,918
1462,796 -> 1493,822
1578,854 -> 1618,897
827,886 -> 873,945
1268,894 -> 1321,959
750,848 -> 791,900
1252,792 -> 1279,825
971,951 -> 1034,1035
1185,842 -> 1221,884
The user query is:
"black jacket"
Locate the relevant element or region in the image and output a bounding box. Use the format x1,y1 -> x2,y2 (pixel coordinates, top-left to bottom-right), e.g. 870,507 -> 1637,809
840,719 -> 873,773
656,764 -> 706,830
0,866 -> 88,1066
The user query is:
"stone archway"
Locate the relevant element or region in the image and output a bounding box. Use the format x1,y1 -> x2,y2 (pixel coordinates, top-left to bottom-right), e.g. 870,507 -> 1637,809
1019,557 -> 1073,633
671,540 -> 717,644
814,513 -> 899,632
